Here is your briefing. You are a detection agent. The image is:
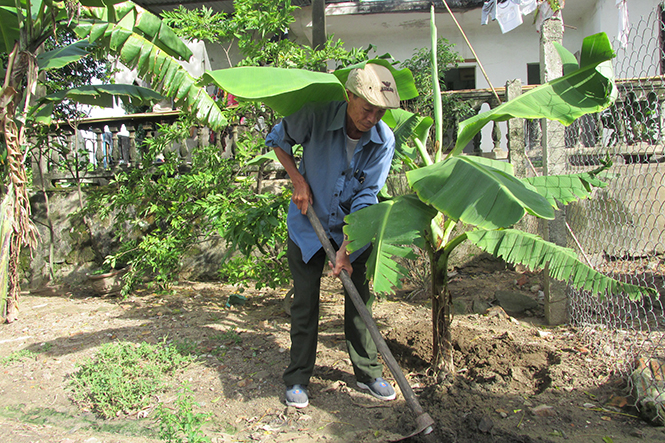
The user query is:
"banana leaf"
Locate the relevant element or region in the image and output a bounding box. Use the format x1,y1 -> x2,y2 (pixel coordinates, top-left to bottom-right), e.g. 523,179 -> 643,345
467,228 -> 657,301
383,108 -> 433,168
407,156 -> 555,230
75,12 -> 226,129
202,67 -> 346,117
451,32 -> 617,156
201,59 -> 417,117
38,84 -> 164,108
0,5 -> 19,54
37,40 -> 92,71
344,194 -> 437,294
79,2 -> 191,61
524,171 -> 609,208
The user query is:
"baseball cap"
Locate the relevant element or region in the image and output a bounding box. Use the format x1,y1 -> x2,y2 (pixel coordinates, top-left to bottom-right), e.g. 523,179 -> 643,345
345,64 -> 400,109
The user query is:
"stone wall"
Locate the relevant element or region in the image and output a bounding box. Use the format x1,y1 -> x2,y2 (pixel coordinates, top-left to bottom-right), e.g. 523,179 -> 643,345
25,190 -> 113,289
24,188 -> 231,290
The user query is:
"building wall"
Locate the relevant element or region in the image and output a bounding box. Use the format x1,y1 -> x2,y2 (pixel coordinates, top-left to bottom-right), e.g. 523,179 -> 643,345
283,1 -> 662,152
289,1 -> 661,85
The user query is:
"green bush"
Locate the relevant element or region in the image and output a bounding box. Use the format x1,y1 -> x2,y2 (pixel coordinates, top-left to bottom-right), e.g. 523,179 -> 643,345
69,341 -> 192,419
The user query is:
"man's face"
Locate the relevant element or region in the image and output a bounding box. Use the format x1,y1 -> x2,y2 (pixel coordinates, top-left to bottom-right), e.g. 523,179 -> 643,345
346,92 -> 386,137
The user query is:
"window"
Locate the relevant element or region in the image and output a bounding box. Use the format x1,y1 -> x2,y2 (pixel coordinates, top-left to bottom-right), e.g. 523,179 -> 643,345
527,63 -> 540,85
444,67 -> 476,90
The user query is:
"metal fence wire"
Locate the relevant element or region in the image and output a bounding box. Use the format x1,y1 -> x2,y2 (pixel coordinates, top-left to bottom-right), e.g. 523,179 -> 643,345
553,3 -> 665,423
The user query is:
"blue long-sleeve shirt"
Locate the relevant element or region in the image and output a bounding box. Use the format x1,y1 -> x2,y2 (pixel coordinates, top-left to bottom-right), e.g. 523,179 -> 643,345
265,101 -> 395,263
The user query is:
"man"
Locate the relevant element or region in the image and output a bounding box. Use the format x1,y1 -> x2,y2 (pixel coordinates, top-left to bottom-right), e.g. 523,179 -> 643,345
266,63 -> 400,408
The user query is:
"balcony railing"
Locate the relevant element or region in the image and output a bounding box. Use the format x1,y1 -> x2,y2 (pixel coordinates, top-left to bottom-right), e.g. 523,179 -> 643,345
31,110 -> 240,190
442,77 -> 665,167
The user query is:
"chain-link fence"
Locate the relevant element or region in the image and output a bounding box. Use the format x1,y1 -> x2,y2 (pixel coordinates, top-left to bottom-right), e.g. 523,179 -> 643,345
553,4 -> 665,424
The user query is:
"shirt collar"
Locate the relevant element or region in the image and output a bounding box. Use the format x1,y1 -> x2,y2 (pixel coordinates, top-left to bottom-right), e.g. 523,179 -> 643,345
329,101 -> 386,147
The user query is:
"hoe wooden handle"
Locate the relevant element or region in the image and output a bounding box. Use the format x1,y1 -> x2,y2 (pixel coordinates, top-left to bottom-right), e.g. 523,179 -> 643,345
305,205 -> 435,440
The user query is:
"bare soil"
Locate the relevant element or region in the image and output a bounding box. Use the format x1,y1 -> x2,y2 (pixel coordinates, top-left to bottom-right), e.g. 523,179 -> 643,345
1,262 -> 664,443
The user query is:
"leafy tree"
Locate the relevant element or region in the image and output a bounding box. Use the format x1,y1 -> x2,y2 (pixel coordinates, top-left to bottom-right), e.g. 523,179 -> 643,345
0,0 -> 225,322
161,0 -> 375,71
86,115 -> 252,295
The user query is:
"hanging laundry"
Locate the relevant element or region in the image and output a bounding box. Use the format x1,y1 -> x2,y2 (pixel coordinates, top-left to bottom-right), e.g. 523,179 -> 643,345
481,0 -> 497,25
617,0 -> 630,48
518,0 -> 538,16
496,0 -> 523,33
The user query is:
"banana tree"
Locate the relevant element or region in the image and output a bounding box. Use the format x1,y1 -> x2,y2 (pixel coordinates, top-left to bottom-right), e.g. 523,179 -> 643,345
344,31 -> 658,374
0,0 -> 226,322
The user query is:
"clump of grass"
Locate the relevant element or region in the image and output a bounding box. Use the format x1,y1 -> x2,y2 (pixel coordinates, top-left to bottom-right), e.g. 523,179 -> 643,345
69,340 -> 193,419
156,387 -> 211,443
1,343 -> 52,366
214,329 -> 242,345
1,349 -> 38,366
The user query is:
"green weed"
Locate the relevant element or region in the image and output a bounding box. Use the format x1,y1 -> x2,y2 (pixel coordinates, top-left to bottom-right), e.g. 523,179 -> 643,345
69,340 -> 193,419
174,339 -> 200,356
214,329 -> 242,345
156,387 -> 211,443
1,349 -> 38,366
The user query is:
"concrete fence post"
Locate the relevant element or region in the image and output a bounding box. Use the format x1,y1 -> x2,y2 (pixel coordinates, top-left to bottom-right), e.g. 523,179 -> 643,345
540,18 -> 569,325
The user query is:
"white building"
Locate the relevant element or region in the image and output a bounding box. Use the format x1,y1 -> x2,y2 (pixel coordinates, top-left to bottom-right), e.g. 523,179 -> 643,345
135,1 -> 661,84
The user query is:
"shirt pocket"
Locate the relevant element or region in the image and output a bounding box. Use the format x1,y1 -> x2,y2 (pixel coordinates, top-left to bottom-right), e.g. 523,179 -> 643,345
339,176 -> 362,215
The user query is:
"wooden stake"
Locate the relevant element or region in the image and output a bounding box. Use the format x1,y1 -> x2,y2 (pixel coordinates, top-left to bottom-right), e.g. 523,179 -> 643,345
440,0 -> 502,104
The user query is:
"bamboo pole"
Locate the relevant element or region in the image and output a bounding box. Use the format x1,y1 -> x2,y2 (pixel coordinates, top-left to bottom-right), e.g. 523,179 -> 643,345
440,0 -> 502,104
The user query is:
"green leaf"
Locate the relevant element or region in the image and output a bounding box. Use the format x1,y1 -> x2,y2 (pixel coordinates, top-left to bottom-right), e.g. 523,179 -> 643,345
247,145 -> 302,167
79,3 -> 192,61
467,229 -> 657,301
39,84 -> 164,107
451,33 -> 617,156
579,32 -> 615,68
37,40 -> 91,71
30,102 -> 54,125
344,194 -> 437,294
201,67 -> 346,117
246,149 -> 277,167
0,6 -> 19,55
524,171 -> 608,208
201,59 -> 418,118
407,156 -> 554,229
383,108 -> 433,166
553,42 -> 578,76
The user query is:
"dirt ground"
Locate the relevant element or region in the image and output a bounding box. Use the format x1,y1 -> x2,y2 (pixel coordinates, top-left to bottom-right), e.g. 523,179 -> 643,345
1,261 -> 664,443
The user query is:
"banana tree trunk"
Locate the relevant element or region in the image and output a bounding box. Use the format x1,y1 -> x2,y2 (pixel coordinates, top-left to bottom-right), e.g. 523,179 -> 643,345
429,247 -> 454,377
0,192 -> 13,319
1,44 -> 39,323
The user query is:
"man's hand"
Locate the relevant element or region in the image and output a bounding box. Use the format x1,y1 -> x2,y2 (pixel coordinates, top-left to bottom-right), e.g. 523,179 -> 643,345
331,243 -> 353,277
273,146 -> 313,215
292,175 -> 313,215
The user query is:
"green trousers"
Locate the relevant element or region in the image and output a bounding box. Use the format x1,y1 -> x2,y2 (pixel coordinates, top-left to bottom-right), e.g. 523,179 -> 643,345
283,237 -> 382,387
